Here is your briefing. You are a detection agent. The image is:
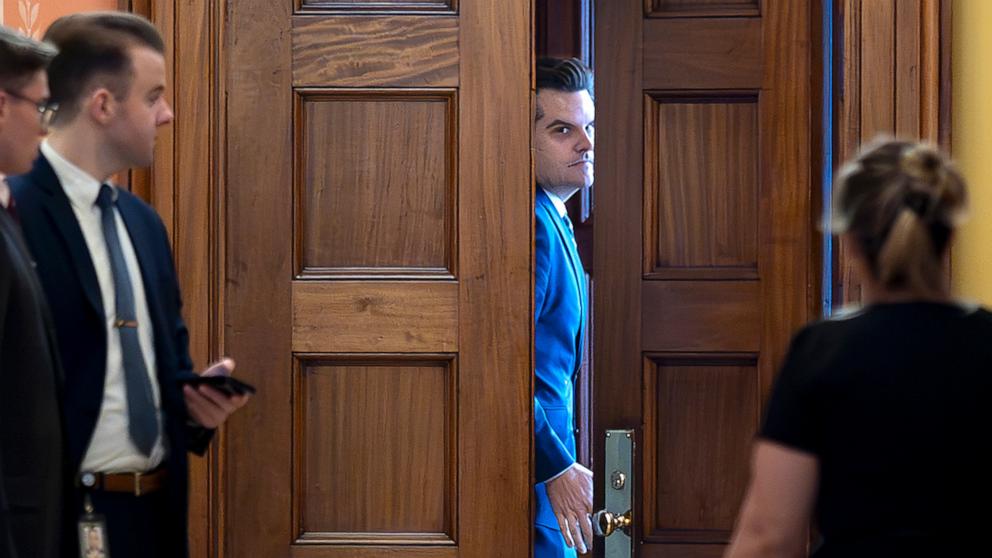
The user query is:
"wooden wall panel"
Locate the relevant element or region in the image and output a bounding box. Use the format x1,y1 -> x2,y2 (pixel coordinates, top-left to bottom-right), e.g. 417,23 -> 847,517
643,18 -> 761,90
643,355 -> 759,542
646,0 -> 759,18
835,0 -> 950,306
644,93 -> 759,278
294,357 -> 455,543
296,90 -> 456,278
297,0 -> 456,14
292,17 -> 458,87
292,282 -> 458,353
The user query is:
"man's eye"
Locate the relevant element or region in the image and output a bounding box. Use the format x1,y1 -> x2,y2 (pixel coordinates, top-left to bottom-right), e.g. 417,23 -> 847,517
557,127 -> 570,134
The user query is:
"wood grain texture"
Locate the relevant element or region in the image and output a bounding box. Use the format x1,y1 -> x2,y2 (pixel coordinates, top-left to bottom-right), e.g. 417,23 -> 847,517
596,1 -> 813,554
646,0 -> 759,18
860,0 -> 896,140
294,357 -> 455,542
296,89 -> 456,278
292,281 -> 458,353
643,18 -> 761,90
293,16 -> 458,87
297,0 -> 456,14
641,281 -> 760,352
456,0 -> 533,556
223,1 -> 295,557
291,547 -> 458,558
758,0 -> 812,396
644,93 -> 759,277
643,355 -> 759,542
835,0 -> 950,306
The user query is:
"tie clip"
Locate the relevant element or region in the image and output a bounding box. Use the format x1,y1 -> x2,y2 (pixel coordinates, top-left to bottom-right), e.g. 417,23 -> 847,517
115,319 -> 138,329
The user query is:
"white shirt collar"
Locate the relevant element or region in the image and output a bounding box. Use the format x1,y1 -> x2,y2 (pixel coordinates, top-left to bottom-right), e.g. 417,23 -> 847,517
541,187 -> 568,219
0,175 -> 9,209
41,140 -> 115,210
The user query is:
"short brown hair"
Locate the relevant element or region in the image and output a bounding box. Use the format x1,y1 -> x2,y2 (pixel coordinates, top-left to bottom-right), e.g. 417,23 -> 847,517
0,25 -> 57,91
42,11 -> 164,125
831,139 -> 968,296
535,57 -> 593,121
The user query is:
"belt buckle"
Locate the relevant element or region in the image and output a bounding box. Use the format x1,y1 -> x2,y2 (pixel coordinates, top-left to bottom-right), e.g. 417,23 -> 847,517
133,472 -> 143,497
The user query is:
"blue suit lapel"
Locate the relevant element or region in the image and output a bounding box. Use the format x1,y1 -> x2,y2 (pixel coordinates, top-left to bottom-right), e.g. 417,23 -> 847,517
537,190 -> 586,366
34,156 -> 104,318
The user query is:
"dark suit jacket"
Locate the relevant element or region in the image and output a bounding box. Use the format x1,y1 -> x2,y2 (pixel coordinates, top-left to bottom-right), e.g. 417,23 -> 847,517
0,208 -> 64,558
533,189 -> 586,546
9,155 -> 211,558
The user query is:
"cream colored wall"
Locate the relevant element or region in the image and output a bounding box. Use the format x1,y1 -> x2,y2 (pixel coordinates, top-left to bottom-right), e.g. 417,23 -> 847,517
952,0 -> 992,303
1,0 -> 117,38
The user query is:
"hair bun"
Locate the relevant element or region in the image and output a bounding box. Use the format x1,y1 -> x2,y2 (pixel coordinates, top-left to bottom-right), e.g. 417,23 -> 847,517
901,144 -> 945,185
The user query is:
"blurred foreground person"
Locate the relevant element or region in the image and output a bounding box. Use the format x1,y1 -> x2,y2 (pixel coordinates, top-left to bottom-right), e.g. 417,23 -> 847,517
725,140 -> 990,558
0,25 -> 64,558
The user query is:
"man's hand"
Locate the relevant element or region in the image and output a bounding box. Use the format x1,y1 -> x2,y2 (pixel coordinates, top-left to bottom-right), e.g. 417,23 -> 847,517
183,357 -> 251,428
545,462 -> 594,554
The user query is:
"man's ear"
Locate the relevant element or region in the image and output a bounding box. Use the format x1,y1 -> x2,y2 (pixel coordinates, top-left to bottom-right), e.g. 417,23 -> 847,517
0,93 -> 8,121
87,88 -> 117,125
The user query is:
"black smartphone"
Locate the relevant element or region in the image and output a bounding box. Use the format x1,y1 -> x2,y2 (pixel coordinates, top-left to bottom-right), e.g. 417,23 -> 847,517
179,375 -> 256,397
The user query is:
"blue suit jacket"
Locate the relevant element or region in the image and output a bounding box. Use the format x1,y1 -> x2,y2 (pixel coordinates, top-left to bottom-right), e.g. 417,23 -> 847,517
9,154 -> 211,558
534,189 -> 586,546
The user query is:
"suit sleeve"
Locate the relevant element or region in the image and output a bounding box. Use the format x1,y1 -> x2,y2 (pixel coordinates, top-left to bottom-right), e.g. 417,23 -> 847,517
0,247 -> 20,558
157,222 -> 215,455
533,213 -> 576,484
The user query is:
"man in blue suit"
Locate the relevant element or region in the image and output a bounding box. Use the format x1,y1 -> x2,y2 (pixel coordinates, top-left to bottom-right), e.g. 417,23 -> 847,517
9,13 -> 249,557
533,57 -> 595,557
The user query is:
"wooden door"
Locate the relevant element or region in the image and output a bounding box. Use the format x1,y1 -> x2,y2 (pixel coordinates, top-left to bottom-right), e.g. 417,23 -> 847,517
594,1 -> 815,556
220,1 -> 532,556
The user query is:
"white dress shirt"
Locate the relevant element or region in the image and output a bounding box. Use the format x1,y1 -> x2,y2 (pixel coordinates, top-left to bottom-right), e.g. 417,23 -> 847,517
0,175 -> 9,208
541,187 -> 569,220
42,141 -> 166,473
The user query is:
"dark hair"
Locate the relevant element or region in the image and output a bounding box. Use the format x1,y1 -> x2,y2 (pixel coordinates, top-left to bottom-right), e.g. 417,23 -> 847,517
535,57 -> 593,121
831,139 -> 968,296
0,25 -> 57,91
42,12 -> 164,125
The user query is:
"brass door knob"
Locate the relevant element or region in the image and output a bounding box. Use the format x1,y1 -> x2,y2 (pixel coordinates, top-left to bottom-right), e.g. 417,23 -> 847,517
592,509 -> 632,537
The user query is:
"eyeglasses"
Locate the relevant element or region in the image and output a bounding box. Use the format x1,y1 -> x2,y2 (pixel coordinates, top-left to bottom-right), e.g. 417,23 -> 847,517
2,88 -> 59,132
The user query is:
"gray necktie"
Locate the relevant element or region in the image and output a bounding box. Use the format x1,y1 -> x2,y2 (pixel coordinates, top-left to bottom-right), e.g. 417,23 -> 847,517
96,184 -> 159,456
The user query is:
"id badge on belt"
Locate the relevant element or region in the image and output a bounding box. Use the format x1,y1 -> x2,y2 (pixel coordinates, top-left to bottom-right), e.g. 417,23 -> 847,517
78,476 -> 110,558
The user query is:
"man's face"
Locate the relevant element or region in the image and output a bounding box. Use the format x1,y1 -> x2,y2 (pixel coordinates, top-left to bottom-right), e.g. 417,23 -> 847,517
534,88 -> 594,199
0,70 -> 50,175
106,46 -> 173,168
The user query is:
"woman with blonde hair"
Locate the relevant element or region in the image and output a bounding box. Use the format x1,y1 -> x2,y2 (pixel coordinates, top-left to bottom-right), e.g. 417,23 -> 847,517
725,139 -> 990,557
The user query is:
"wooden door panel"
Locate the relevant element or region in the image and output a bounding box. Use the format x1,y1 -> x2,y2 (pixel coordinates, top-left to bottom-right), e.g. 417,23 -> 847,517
595,0 -> 813,554
225,1 -> 531,556
292,17 -> 459,87
642,19 -> 761,90
646,0 -> 759,18
295,357 -> 455,542
291,282 -> 458,353
644,94 -> 759,275
298,0 -> 457,14
643,356 -> 758,540
296,89 -> 456,277
641,282 -> 760,352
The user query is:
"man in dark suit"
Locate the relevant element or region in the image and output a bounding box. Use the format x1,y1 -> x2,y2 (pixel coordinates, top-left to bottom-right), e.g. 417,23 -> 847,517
8,13 -> 249,558
533,57 -> 595,558
0,25 -> 63,558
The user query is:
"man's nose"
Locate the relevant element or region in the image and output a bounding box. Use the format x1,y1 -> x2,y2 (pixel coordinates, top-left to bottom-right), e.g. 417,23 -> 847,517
159,101 -> 175,125
575,129 -> 593,152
